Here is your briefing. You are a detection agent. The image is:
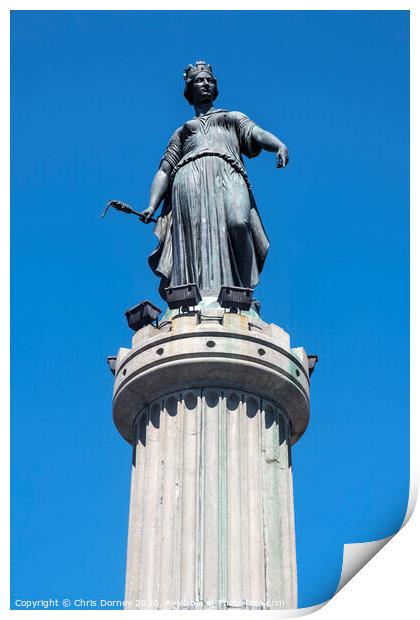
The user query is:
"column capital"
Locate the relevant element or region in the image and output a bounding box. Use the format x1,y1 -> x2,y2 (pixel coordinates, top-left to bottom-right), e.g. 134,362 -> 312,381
112,312 -> 311,446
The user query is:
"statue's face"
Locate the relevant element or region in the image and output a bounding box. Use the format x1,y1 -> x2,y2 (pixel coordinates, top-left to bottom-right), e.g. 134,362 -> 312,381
191,72 -> 216,104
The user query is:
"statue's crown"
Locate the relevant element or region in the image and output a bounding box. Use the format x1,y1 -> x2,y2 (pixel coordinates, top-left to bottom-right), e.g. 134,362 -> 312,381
183,60 -> 214,84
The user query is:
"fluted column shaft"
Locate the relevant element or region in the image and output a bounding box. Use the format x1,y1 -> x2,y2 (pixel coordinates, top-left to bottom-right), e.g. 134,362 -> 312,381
124,389 -> 297,610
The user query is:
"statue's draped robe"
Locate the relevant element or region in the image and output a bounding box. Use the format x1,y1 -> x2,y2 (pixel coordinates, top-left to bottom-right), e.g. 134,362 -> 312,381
148,110 -> 270,299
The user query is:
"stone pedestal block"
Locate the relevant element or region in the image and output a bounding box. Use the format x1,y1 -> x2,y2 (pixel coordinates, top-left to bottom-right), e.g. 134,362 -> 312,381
112,310 -> 311,610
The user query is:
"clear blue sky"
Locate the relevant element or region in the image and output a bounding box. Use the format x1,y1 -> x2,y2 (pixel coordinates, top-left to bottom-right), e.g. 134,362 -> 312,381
11,10 -> 409,609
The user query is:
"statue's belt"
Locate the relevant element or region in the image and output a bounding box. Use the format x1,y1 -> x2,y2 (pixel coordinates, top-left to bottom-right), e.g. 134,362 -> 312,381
170,151 -> 251,190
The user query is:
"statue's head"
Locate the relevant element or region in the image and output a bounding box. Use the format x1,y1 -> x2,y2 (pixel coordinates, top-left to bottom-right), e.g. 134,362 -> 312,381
183,60 -> 219,106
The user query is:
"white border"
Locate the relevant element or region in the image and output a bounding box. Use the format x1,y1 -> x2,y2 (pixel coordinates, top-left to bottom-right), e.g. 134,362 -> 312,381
3,2 -> 417,618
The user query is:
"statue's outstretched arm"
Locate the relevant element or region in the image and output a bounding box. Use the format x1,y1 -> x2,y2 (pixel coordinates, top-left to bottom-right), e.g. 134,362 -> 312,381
252,126 -> 289,169
140,160 -> 172,223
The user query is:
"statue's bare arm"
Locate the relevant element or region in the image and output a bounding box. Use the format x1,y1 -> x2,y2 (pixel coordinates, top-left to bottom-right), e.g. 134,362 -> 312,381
252,126 -> 289,169
140,160 -> 172,223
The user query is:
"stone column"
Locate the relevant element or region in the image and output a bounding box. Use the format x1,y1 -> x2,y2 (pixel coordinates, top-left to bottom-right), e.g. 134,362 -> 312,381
112,310 -> 310,610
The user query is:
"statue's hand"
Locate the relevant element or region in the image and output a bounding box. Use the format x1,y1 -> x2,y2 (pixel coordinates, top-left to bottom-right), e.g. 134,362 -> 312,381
276,146 -> 289,169
139,207 -> 155,224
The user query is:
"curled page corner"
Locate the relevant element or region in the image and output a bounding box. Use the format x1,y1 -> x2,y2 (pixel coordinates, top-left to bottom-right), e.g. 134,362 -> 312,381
268,481 -> 417,617
334,536 -> 393,594
334,480 -> 418,596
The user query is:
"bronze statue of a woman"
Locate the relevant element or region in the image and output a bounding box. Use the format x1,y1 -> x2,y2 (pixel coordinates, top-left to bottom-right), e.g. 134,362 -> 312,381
140,61 -> 289,300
